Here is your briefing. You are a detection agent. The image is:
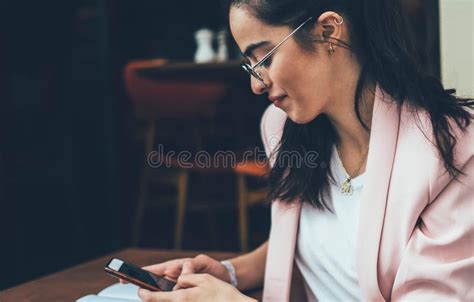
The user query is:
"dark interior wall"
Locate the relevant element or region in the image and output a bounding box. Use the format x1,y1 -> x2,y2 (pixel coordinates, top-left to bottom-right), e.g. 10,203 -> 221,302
0,0 -> 117,290
0,0 -> 230,290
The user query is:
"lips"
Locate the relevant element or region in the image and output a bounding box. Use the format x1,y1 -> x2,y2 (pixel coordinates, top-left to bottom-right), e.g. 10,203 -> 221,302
269,95 -> 287,106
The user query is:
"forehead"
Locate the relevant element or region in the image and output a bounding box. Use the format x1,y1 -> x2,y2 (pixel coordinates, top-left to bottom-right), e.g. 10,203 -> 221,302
229,6 -> 289,52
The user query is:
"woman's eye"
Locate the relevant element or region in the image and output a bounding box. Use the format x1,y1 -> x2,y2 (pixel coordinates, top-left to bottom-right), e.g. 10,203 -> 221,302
260,56 -> 273,68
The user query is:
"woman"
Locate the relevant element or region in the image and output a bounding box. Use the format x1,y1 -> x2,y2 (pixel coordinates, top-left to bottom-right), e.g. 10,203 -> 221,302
137,0 -> 473,301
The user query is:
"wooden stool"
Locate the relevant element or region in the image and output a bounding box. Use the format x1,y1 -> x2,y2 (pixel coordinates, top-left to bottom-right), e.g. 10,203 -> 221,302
234,160 -> 270,251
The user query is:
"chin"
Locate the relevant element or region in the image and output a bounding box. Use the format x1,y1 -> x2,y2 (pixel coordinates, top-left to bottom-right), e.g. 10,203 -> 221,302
286,110 -> 319,125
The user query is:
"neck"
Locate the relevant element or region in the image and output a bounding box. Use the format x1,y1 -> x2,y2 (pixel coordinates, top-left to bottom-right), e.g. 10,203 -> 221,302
326,81 -> 375,154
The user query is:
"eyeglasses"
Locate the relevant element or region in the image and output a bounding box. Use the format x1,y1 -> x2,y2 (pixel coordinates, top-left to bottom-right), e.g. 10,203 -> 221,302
240,17 -> 314,88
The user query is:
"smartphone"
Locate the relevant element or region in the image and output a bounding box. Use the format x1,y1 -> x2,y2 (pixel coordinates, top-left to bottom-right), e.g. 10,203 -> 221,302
105,258 -> 176,292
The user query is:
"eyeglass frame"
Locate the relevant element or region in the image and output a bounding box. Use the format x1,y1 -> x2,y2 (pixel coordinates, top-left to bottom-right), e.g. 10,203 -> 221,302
240,16 -> 314,88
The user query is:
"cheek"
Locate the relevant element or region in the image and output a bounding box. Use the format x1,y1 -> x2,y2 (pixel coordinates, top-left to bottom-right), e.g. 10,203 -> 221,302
271,51 -> 315,96
269,60 -> 301,94
281,63 -> 330,123
299,57 -> 333,102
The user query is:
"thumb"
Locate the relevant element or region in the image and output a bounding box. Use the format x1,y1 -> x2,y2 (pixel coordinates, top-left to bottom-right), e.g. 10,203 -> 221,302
173,261 -> 196,290
181,260 -> 198,275
176,273 -> 211,289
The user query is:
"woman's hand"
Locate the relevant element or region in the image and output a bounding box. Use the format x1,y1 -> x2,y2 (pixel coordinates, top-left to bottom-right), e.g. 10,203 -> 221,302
119,254 -> 232,289
141,254 -> 231,289
138,273 -> 256,302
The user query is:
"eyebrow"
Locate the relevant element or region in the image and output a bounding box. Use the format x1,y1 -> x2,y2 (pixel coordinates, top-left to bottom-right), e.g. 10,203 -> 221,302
242,41 -> 271,58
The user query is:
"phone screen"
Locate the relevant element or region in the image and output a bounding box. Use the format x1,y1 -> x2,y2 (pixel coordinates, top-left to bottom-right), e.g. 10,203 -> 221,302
106,258 -> 176,291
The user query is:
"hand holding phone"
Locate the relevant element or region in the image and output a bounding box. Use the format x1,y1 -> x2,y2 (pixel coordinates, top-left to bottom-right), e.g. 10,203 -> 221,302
105,258 -> 176,291
140,254 -> 231,288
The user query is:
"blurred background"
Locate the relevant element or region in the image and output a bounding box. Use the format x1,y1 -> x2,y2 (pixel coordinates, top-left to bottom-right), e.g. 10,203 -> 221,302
0,0 -> 471,291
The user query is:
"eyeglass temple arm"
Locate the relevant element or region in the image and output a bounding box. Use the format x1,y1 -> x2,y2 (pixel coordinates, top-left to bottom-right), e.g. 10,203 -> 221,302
252,17 -> 314,69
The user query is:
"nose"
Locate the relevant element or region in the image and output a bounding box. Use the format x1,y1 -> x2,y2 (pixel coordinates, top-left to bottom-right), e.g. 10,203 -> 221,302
250,76 -> 267,95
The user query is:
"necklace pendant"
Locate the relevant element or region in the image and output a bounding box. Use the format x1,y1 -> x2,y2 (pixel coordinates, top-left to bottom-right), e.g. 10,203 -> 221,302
341,177 -> 354,196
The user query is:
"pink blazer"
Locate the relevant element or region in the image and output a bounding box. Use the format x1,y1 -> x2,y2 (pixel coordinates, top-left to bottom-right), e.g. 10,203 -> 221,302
260,85 -> 474,301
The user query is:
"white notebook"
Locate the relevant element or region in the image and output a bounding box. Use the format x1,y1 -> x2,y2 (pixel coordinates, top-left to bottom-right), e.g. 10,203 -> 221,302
77,283 -> 141,302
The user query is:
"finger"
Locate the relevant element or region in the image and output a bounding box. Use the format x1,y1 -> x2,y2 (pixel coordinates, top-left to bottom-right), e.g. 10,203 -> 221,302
118,278 -> 128,284
177,273 -> 213,289
163,261 -> 186,280
192,254 -> 213,272
143,259 -> 180,274
174,260 -> 206,290
181,255 -> 210,275
142,258 -> 190,271
142,262 -> 168,275
143,259 -> 190,279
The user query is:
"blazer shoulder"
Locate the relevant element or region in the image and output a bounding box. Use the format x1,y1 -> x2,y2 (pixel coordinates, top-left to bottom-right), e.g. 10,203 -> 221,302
413,106 -> 473,160
260,104 -> 287,162
400,105 -> 474,201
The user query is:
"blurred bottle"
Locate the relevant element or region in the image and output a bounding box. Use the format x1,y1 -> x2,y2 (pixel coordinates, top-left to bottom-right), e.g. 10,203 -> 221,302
216,30 -> 229,62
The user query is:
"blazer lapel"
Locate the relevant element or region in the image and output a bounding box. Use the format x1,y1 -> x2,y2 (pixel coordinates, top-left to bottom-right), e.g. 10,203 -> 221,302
357,85 -> 401,301
263,200 -> 302,302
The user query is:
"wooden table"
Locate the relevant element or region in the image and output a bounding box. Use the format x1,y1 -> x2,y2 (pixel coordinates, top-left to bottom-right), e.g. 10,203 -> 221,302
0,249 -> 262,302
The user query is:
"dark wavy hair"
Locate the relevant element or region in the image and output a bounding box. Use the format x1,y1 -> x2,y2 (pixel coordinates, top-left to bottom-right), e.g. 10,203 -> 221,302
225,0 -> 474,210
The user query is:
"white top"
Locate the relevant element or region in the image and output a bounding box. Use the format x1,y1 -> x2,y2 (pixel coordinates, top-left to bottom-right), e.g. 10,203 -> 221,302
295,147 -> 365,302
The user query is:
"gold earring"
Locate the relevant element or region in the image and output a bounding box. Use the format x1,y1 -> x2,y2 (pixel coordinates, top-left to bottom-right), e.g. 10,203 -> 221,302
328,43 -> 335,54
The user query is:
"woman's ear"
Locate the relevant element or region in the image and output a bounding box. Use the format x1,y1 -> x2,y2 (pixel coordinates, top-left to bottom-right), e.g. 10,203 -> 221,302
316,11 -> 344,45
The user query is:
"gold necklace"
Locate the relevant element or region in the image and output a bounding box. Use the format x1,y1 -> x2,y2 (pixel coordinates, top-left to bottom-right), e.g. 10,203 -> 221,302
336,146 -> 369,196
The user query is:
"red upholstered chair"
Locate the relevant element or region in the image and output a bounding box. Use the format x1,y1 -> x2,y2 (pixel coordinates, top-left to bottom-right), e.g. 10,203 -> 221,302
124,59 -> 229,249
